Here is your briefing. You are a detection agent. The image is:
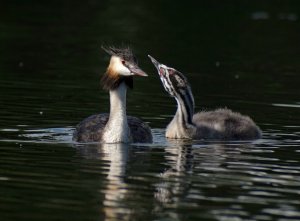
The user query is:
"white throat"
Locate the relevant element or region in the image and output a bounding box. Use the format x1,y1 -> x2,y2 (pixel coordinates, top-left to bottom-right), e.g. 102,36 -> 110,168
102,82 -> 132,143
166,98 -> 196,139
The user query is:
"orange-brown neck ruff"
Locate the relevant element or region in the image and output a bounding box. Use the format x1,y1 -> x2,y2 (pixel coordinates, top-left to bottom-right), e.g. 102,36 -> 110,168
101,71 -> 133,91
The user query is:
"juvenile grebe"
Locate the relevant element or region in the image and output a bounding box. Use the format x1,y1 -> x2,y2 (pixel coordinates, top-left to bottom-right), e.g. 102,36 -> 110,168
73,47 -> 152,143
148,55 -> 261,140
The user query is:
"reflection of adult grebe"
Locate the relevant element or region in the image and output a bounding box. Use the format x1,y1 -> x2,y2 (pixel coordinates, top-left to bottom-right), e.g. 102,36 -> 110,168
73,47 -> 152,143
148,55 -> 261,140
75,143 -> 131,220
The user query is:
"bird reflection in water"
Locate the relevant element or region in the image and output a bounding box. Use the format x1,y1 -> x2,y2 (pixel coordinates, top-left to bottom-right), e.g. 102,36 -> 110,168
154,140 -> 230,203
75,140 -> 258,220
75,143 -> 132,221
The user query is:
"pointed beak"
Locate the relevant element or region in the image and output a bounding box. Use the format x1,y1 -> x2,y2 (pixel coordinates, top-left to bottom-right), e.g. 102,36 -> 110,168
148,55 -> 160,70
130,65 -> 148,77
148,55 -> 168,78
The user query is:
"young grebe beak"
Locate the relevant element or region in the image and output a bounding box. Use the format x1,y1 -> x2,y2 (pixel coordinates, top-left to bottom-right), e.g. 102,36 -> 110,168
148,55 -> 171,77
148,55 -> 160,70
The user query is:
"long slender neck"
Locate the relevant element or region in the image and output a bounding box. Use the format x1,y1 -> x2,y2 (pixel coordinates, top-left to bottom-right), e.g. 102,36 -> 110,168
166,89 -> 196,139
102,82 -> 131,143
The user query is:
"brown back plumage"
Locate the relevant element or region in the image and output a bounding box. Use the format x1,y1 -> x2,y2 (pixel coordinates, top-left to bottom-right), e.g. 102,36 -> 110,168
192,108 -> 262,140
73,113 -> 152,143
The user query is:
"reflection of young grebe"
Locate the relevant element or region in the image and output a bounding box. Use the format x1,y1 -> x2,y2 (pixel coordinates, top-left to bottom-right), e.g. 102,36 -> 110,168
148,55 -> 261,140
73,47 -> 152,143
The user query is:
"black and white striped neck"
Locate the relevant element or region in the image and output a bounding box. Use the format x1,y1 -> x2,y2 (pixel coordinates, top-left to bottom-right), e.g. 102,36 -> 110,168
175,86 -> 195,126
166,86 -> 196,139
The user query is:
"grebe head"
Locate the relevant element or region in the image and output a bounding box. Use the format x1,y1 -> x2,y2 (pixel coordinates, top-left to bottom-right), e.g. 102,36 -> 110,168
148,55 -> 191,98
101,46 -> 148,90
103,46 -> 147,77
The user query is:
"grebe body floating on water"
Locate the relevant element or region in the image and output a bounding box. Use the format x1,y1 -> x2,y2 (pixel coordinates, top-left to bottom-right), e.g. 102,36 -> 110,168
148,55 -> 261,140
73,47 -> 152,143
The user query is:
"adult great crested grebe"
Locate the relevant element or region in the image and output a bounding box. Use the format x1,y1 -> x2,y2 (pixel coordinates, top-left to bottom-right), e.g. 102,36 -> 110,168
148,55 -> 261,140
73,47 -> 152,143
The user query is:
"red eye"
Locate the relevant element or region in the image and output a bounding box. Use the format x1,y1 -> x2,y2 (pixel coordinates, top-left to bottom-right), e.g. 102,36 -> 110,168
122,60 -> 125,65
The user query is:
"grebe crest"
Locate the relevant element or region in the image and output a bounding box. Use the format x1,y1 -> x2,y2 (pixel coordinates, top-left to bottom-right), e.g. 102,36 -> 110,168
101,46 -> 147,91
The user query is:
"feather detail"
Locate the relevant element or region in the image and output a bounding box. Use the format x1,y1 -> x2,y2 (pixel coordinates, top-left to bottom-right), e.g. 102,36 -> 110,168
102,45 -> 137,64
101,72 -> 133,91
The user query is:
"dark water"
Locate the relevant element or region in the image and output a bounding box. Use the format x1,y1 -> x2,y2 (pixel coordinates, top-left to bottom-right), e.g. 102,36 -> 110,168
1,1 -> 300,221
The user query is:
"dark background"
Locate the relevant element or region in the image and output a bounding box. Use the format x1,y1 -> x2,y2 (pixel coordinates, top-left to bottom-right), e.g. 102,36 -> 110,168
1,0 -> 300,130
0,2 -> 300,220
